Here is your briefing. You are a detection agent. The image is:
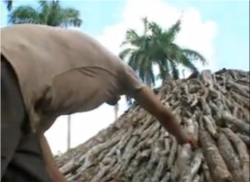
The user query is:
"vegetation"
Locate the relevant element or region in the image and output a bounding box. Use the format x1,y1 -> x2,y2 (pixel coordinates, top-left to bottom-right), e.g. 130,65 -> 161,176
119,17 -> 207,87
3,1 -> 249,182
6,0 -> 82,28
3,0 -> 13,11
56,69 -> 250,182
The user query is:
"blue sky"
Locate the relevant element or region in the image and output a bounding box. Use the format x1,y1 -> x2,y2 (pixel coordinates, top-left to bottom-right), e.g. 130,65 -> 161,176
1,0 -> 249,70
1,0 -> 249,153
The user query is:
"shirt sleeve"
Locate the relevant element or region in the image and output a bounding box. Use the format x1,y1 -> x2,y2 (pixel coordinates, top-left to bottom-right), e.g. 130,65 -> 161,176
120,64 -> 146,96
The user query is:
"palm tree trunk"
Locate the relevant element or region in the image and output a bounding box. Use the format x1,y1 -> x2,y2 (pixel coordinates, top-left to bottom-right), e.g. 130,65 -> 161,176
67,115 -> 71,151
114,103 -> 119,120
182,69 -> 185,79
145,74 -> 152,88
3,0 -> 13,11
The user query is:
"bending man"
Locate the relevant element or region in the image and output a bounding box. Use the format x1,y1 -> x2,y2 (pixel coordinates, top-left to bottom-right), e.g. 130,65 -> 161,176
1,24 -> 196,182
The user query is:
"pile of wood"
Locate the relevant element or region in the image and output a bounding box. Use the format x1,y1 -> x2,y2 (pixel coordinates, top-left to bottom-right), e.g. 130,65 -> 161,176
56,69 -> 249,182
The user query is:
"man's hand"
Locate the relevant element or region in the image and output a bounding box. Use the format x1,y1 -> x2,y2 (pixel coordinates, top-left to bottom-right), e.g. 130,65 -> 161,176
178,134 -> 198,149
187,136 -> 198,149
132,86 -> 193,146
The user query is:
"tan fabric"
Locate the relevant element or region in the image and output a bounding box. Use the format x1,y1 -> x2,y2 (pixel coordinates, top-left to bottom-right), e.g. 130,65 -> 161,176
1,24 -> 145,132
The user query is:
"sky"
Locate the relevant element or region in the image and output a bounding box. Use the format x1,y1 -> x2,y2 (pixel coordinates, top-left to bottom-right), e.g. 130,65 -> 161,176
1,0 -> 249,154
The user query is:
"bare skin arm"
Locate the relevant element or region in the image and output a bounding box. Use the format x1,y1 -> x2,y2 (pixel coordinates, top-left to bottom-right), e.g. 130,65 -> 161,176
132,86 -> 187,144
39,135 -> 67,182
37,118 -> 67,182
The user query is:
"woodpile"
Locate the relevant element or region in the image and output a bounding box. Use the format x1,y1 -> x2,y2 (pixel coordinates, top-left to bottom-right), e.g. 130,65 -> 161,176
56,68 -> 250,182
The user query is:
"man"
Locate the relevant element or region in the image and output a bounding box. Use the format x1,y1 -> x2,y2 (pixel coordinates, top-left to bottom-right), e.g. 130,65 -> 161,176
1,24 -> 197,182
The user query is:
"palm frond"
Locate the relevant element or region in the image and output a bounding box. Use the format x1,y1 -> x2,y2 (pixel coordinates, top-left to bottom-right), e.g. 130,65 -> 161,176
3,0 -> 13,11
127,49 -> 146,71
156,58 -> 170,80
45,0 -> 64,26
119,48 -> 136,60
169,60 -> 180,79
121,29 -> 141,47
59,8 -> 82,27
8,5 -> 40,24
148,21 -> 163,36
147,62 -> 156,86
7,0 -> 83,28
178,54 -> 199,74
119,16 -> 206,90
141,17 -> 149,35
164,19 -> 181,43
38,0 -> 49,7
37,0 -> 50,23
182,48 -> 207,65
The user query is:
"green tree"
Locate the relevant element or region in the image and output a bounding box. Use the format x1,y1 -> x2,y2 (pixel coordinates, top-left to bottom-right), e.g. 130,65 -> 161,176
7,0 -> 82,27
119,17 -> 155,87
119,18 -> 207,87
3,0 -> 13,11
148,20 -> 206,80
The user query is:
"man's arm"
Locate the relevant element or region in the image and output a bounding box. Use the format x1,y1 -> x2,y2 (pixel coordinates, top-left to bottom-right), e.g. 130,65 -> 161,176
132,86 -> 187,144
39,134 -> 67,182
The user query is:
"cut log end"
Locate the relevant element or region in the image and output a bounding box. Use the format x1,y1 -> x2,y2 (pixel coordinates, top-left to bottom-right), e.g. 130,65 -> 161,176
56,69 -> 249,182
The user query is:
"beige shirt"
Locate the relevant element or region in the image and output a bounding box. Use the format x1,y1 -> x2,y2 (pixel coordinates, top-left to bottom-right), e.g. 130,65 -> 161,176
1,24 -> 145,132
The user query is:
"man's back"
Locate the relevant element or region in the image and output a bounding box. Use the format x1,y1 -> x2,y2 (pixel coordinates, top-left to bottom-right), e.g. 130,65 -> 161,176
1,24 -> 196,182
1,24 -> 141,132
1,24 -> 123,78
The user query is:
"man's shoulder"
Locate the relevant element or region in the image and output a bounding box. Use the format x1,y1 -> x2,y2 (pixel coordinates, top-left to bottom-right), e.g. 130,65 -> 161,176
120,63 -> 143,83
1,24 -> 53,34
118,63 -> 145,95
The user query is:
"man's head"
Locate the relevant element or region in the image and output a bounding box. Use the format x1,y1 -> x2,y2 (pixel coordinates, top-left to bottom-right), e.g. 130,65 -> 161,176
106,96 -> 121,106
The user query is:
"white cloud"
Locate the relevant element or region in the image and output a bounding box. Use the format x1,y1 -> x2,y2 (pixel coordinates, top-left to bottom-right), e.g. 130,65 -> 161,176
46,0 -> 218,154
45,98 -> 128,154
97,0 -> 218,73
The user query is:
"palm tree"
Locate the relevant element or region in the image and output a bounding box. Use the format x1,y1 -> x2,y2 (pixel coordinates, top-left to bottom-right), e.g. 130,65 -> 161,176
7,0 -> 83,151
7,0 -> 82,27
114,103 -> 119,120
119,18 -> 207,86
3,0 -> 13,11
67,115 -> 71,151
148,20 -> 206,80
118,18 -> 154,107
119,17 -> 156,88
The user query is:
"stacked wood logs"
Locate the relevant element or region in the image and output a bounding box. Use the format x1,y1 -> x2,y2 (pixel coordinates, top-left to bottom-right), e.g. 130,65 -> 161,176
56,68 -> 250,182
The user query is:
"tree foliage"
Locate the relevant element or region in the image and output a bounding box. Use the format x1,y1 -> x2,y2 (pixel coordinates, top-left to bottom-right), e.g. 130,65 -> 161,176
3,0 -> 13,11
7,0 -> 82,28
119,17 -> 207,88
